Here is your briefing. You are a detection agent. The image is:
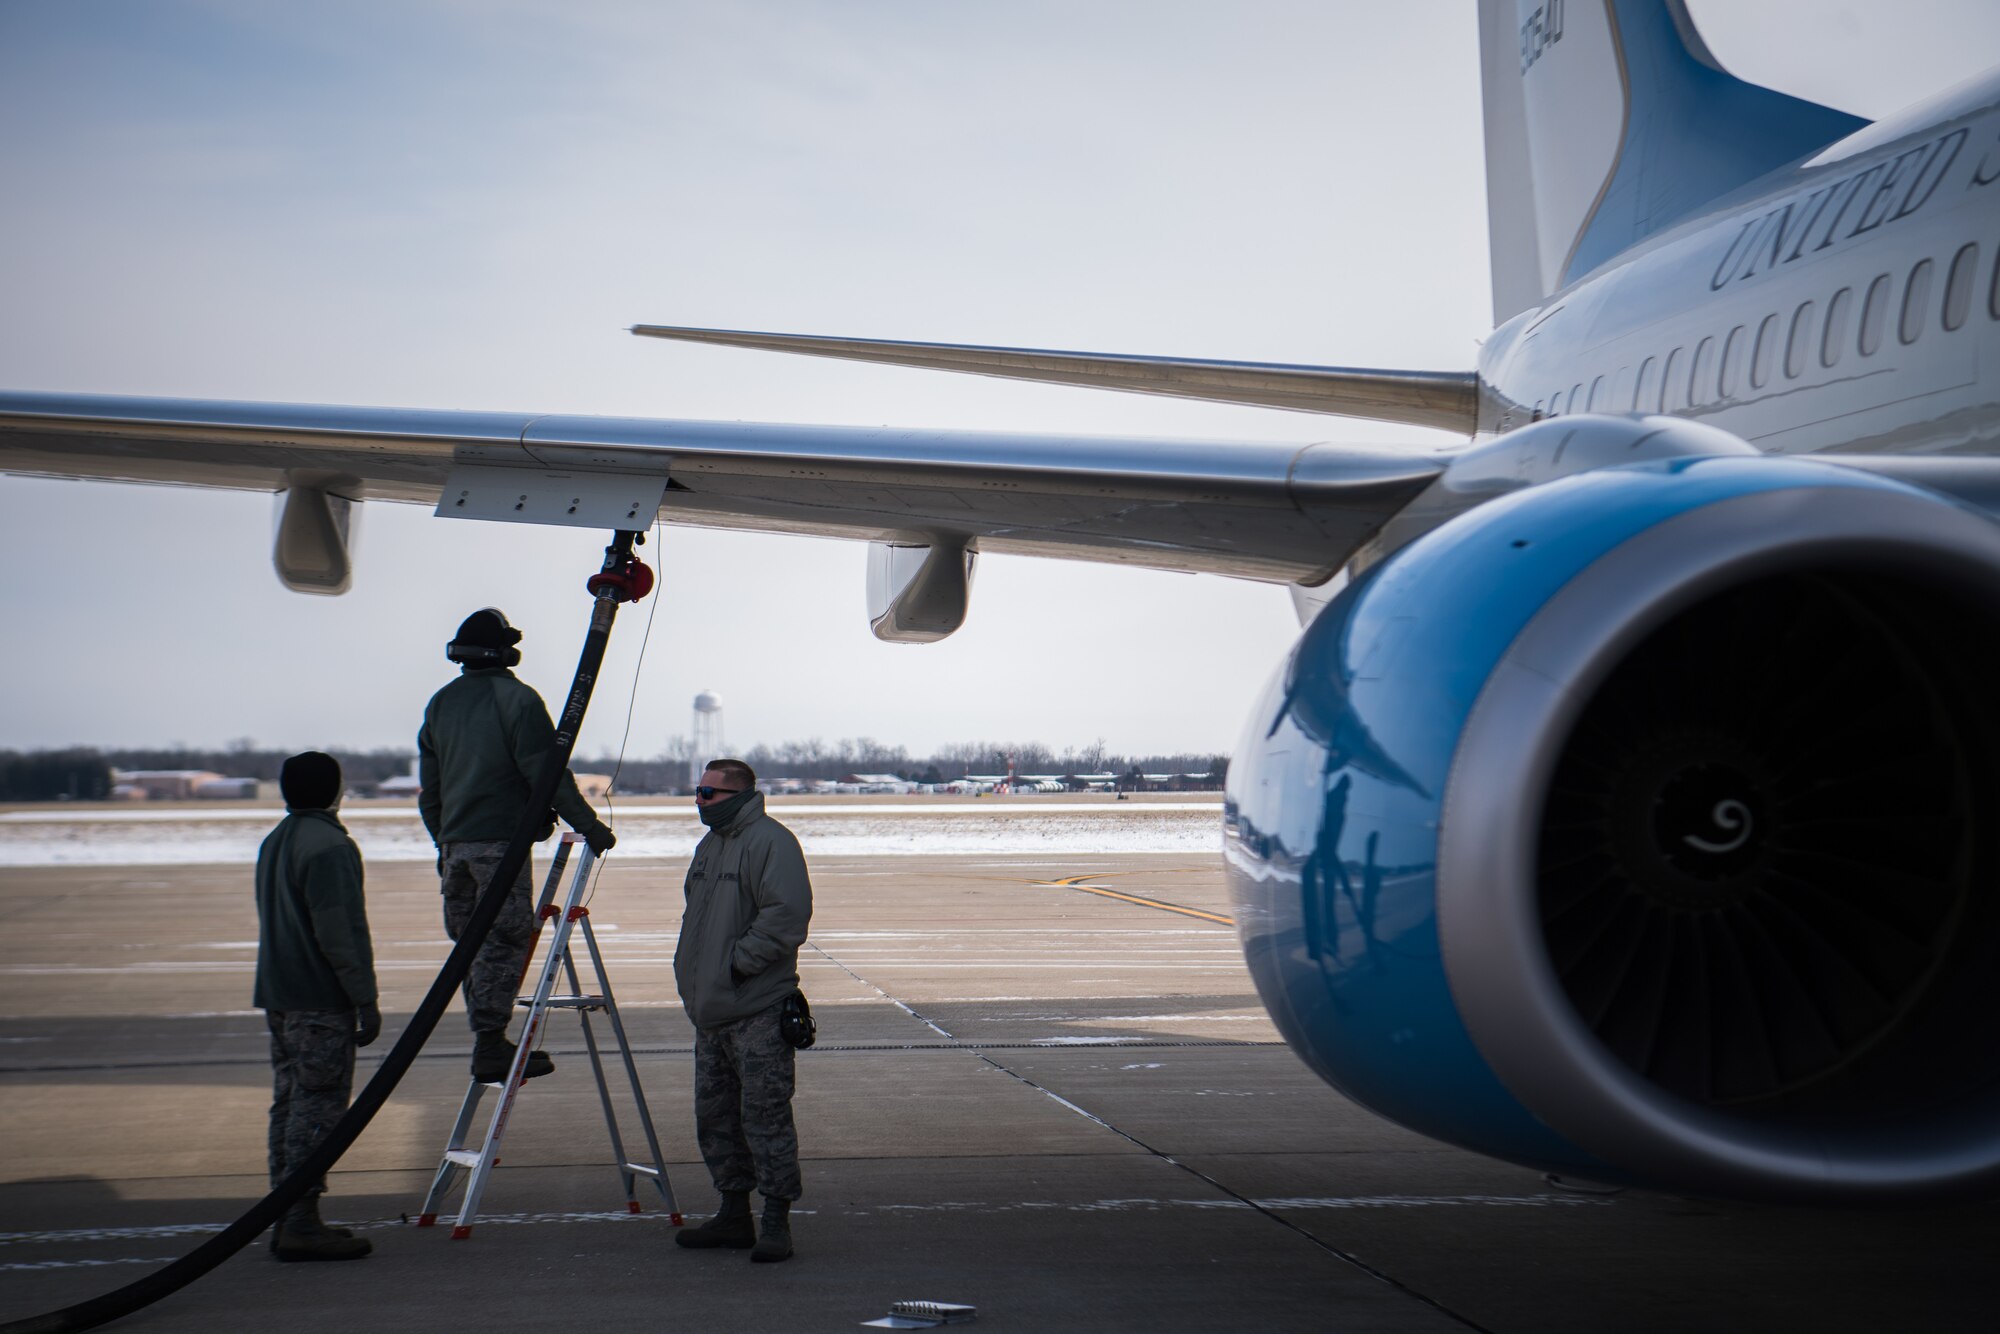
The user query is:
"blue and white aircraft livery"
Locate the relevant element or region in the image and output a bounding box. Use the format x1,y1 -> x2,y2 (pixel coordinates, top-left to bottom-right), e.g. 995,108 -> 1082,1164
6,0 -> 2000,1204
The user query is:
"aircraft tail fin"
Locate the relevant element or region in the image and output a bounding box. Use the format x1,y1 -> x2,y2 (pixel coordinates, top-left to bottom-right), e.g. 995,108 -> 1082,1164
1479,0 -> 1868,323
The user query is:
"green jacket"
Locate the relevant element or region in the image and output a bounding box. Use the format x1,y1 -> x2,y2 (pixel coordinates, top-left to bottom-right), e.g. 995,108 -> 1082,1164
417,667 -> 610,846
674,792 -> 813,1028
254,808 -> 377,1012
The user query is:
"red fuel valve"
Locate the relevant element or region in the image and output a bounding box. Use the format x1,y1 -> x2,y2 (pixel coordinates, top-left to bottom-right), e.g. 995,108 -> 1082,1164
587,557 -> 655,603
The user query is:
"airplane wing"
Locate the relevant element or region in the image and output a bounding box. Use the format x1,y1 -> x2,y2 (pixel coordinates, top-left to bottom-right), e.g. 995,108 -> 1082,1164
0,390 -> 1447,587
629,324 -> 1480,432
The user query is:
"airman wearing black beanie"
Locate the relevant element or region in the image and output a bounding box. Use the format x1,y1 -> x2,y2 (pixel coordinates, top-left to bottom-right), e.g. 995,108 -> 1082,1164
256,751 -> 379,1261
280,751 -> 343,810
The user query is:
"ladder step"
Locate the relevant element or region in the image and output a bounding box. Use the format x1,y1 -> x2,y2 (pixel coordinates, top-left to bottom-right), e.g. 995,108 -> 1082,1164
420,859 -> 677,1236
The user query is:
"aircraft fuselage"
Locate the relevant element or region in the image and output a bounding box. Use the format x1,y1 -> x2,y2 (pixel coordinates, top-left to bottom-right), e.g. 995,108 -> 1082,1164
1480,71 -> 2000,460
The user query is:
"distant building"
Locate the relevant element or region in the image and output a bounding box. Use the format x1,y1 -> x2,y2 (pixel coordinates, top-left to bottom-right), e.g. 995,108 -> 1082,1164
1120,772 -> 1224,793
374,759 -> 422,800
114,770 -> 225,801
192,777 -> 260,800
813,773 -> 918,794
941,778 -> 992,795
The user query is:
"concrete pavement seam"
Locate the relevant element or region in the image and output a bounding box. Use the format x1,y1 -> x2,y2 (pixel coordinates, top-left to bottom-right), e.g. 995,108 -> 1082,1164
803,939 -> 1496,1333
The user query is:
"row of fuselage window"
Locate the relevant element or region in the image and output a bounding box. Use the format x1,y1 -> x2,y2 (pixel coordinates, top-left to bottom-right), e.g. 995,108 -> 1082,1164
1532,239 -> 1994,420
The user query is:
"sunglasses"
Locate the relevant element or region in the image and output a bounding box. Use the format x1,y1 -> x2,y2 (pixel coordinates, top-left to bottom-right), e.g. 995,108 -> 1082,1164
694,785 -> 744,800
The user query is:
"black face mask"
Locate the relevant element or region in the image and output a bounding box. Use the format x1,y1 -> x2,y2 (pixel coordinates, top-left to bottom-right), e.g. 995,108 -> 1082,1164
697,787 -> 757,828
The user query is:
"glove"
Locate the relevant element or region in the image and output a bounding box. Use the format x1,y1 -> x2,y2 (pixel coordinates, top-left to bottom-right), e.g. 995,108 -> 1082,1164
354,1001 -> 382,1048
585,825 -> 616,855
434,847 -> 444,877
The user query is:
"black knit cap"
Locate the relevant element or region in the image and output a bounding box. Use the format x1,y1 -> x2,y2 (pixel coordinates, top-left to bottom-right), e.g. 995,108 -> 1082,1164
280,751 -> 343,810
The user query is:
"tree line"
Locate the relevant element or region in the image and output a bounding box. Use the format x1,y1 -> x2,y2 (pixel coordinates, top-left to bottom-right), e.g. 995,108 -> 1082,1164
0,739 -> 1227,801
0,745 -> 413,802
620,737 -> 1228,789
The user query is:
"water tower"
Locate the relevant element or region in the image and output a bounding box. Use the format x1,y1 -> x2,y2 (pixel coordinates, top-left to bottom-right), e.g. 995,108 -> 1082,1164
690,690 -> 724,787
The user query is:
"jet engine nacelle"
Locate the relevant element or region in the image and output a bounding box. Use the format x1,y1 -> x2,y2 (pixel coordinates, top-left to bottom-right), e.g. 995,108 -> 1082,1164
1227,422 -> 2000,1203
867,539 -> 975,643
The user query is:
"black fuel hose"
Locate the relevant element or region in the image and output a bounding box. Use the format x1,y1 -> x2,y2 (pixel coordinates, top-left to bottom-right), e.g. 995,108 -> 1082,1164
4,532 -> 647,1334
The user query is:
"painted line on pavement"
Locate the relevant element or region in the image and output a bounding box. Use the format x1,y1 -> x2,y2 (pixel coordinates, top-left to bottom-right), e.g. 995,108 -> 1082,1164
1032,874 -> 1235,925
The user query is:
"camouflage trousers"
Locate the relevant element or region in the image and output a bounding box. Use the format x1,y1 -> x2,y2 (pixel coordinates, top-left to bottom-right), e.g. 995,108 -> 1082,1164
267,1008 -> 355,1193
439,840 -> 537,1034
693,1001 -> 801,1200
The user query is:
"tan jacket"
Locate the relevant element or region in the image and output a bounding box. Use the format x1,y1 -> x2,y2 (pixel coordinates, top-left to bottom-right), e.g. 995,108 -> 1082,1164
674,792 -> 813,1028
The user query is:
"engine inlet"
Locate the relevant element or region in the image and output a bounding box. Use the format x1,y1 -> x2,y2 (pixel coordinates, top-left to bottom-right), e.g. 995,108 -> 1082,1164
1538,573 -> 1983,1108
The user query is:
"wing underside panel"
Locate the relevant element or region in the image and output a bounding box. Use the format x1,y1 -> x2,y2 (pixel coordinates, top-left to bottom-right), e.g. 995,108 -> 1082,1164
0,392 -> 1447,583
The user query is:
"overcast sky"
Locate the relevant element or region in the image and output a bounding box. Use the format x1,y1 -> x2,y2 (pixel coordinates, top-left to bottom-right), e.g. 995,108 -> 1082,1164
3,1 -> 1997,762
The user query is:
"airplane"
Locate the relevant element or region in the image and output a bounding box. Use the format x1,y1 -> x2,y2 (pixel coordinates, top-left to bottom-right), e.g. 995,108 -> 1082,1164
5,0 -> 2000,1206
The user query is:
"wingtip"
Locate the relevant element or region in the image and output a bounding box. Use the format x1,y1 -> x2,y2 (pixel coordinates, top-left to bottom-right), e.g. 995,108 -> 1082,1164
632,324 -> 752,342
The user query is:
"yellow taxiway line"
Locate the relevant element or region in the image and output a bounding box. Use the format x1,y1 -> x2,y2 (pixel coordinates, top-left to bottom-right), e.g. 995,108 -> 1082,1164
1031,873 -> 1236,926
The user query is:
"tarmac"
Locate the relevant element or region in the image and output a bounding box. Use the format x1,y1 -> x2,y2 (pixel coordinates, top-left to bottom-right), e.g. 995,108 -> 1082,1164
5,845 -> 2000,1332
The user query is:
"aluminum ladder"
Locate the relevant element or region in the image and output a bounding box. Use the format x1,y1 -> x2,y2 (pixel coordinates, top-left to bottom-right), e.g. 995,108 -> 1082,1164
416,834 -> 680,1237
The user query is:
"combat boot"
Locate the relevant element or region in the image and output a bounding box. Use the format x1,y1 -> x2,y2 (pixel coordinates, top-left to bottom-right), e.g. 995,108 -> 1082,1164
675,1190 -> 755,1249
750,1197 -> 793,1263
273,1194 -> 371,1262
472,1030 -> 554,1083
268,1211 -> 352,1253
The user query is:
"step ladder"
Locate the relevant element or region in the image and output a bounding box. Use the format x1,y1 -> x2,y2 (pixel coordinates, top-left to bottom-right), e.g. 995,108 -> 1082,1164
417,834 -> 681,1237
